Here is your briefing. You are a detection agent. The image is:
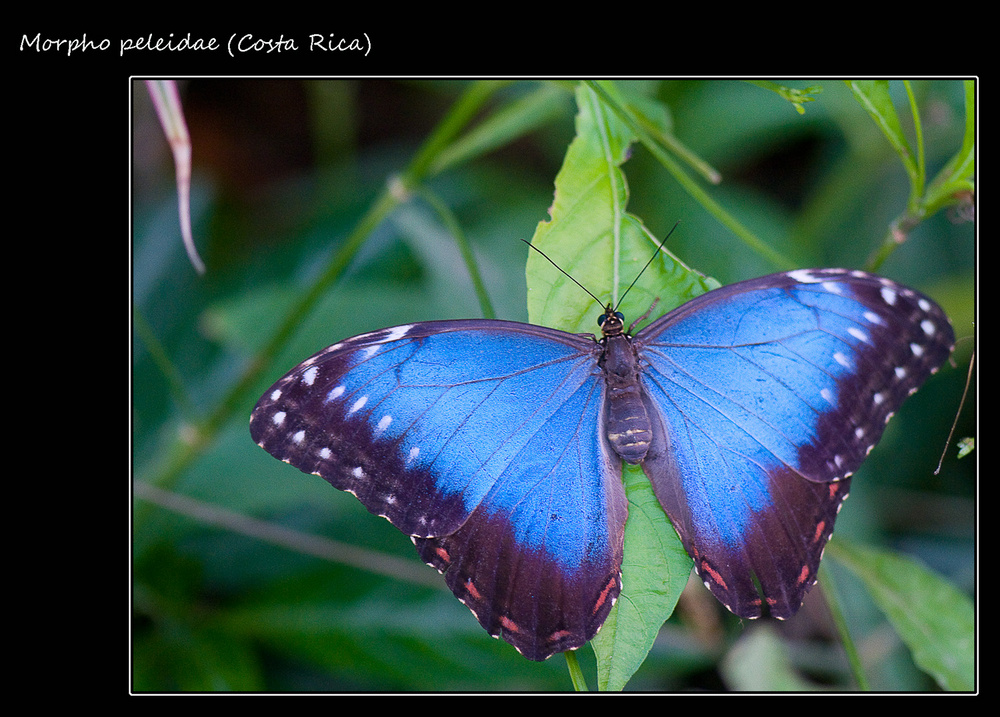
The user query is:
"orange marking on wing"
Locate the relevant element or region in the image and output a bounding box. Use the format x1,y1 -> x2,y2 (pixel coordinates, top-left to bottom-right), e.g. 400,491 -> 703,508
813,520 -> 827,543
592,575 -> 617,613
700,560 -> 728,590
464,579 -> 482,602
500,615 -> 520,633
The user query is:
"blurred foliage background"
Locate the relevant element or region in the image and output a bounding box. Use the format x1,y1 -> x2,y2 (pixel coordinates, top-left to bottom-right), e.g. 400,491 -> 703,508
132,79 -> 975,692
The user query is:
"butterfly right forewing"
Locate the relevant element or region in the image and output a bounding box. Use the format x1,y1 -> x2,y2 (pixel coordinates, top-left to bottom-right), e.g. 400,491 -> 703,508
633,269 -> 954,618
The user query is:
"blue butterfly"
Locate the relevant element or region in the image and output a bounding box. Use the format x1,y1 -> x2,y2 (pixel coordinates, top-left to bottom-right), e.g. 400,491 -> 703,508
250,268 -> 953,661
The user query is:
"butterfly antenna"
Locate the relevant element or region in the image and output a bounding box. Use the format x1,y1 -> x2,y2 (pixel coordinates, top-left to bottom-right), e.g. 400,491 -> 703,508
614,221 -> 679,312
935,347 -> 975,474
522,239 -> 605,307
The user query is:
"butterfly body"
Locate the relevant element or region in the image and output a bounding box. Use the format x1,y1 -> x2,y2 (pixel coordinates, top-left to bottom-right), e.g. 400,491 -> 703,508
251,268 -> 954,660
599,310 -> 654,464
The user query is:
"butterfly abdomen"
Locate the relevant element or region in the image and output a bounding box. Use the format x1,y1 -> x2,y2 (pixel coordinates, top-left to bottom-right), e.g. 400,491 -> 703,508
600,330 -> 652,464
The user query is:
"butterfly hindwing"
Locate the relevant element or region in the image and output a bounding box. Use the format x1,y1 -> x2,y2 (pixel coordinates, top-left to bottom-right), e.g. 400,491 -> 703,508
634,269 -> 955,617
250,319 -> 628,661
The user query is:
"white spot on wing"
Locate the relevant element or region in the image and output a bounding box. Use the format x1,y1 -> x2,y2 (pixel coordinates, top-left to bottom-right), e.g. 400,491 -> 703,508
380,325 -> 413,343
272,411 -> 286,426
787,269 -> 823,283
349,396 -> 368,414
359,324 -> 414,356
302,366 -> 319,386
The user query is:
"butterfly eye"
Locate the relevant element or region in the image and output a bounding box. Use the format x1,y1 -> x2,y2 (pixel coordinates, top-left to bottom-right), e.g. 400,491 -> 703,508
597,311 -> 624,327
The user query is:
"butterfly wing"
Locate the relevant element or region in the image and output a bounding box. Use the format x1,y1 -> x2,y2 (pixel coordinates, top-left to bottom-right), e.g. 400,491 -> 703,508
634,269 -> 954,618
250,320 -> 627,660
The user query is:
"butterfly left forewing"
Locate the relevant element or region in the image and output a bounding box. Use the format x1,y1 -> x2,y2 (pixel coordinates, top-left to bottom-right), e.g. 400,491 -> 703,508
251,319 -> 627,660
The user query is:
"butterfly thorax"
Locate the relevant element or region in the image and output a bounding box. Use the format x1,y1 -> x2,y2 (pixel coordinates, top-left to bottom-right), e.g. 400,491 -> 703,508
598,308 -> 653,465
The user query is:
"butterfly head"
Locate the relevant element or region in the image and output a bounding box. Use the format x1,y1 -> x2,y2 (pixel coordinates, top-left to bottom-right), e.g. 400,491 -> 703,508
597,306 -> 626,338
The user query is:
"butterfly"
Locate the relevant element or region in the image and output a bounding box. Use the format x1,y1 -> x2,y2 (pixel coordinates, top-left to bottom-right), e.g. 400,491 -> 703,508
250,267 -> 954,661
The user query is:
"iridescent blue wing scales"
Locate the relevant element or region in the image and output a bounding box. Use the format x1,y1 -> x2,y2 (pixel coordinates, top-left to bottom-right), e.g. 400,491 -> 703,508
251,266 -> 954,659
250,320 -> 627,661
633,269 -> 954,618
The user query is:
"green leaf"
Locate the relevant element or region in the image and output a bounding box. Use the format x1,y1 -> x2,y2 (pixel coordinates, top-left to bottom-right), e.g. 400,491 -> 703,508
848,79 -> 974,268
720,625 -> 820,690
583,80 -> 789,270
846,80 -> 917,178
430,83 -> 571,176
527,83 -> 712,335
828,540 -> 975,691
592,465 -> 692,691
745,80 -> 822,115
924,79 -> 976,215
526,82 -> 710,690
